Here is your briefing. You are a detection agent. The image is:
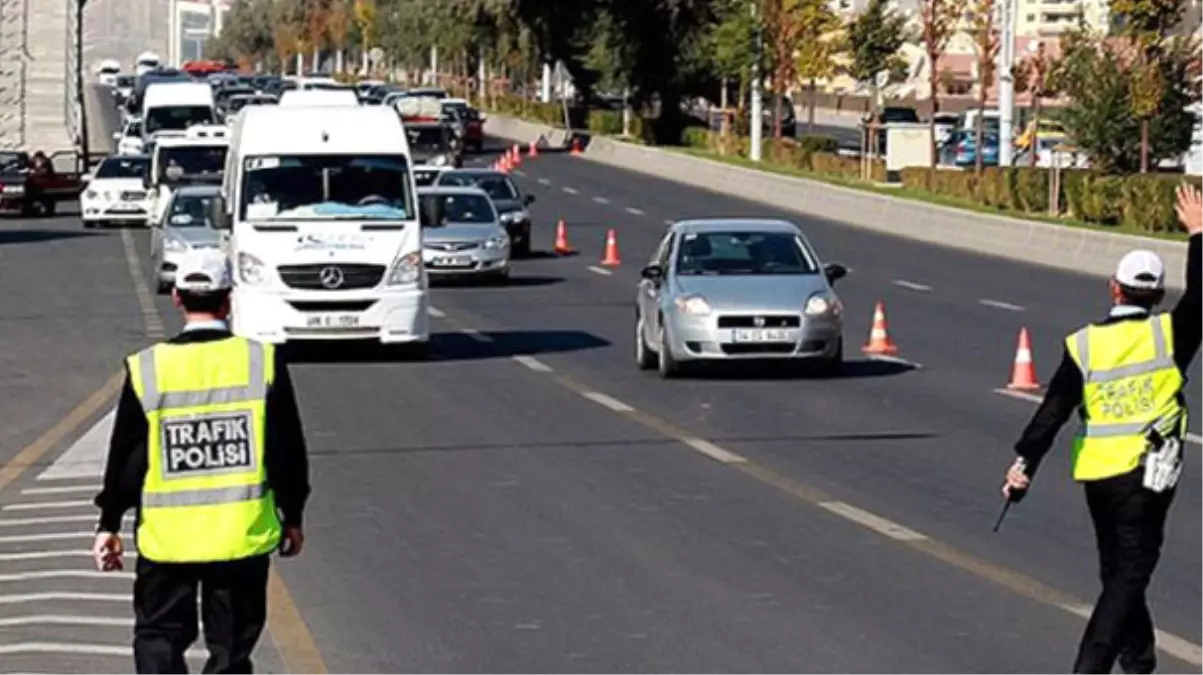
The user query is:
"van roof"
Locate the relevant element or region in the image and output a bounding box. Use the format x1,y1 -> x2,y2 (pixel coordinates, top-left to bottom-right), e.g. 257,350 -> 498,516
144,81 -> 214,107
278,89 -> 359,107
236,106 -> 411,156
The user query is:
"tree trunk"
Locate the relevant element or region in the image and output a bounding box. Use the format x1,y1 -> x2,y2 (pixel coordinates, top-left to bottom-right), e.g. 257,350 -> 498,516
807,78 -> 816,135
1029,97 -> 1041,167
928,52 -> 940,173
1140,118 -> 1150,173
975,82 -> 986,176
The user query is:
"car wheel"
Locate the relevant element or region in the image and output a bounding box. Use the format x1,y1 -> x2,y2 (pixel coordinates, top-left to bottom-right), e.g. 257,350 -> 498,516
155,278 -> 171,295
42,200 -> 56,217
635,314 -> 657,370
657,322 -> 681,379
83,219 -> 96,229
817,337 -> 844,376
513,233 -> 532,258
490,268 -> 510,285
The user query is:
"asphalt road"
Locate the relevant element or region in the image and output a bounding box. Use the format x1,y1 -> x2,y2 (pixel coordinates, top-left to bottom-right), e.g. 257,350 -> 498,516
0,95 -> 1197,672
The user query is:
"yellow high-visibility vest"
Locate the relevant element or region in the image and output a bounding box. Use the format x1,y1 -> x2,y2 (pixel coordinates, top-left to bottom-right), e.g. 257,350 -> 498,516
1066,313 -> 1186,481
127,336 -> 282,562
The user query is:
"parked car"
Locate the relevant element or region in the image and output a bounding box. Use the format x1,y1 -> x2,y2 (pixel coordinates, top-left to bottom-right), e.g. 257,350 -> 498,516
940,129 -> 1000,167
0,151 -> 83,217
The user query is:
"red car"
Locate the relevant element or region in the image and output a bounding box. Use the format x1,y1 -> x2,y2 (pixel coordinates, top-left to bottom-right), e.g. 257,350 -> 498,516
0,151 -> 84,217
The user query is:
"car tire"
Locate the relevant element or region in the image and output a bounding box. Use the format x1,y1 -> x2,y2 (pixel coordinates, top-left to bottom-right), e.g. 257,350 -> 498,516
513,232 -> 532,258
490,268 -> 510,285
635,314 -> 657,371
42,200 -> 56,218
657,322 -> 681,379
817,337 -> 844,377
155,278 -> 171,295
83,219 -> 96,229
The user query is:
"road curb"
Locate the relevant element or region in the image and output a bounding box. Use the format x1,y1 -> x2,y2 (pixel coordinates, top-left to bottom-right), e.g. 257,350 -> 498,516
485,114 -> 1189,290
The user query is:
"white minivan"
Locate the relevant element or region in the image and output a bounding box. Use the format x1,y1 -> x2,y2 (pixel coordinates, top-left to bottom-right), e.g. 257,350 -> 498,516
211,105 -> 429,349
146,125 -> 229,226
142,82 -> 217,141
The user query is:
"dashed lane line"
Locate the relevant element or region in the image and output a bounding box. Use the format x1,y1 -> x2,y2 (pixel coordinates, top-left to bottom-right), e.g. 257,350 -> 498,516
0,592 -> 129,605
866,354 -> 924,370
0,514 -> 129,528
0,615 -> 132,628
892,279 -> 932,292
430,305 -> 1203,666
625,207 -> 645,216
536,178 -> 551,185
428,306 -> 446,318
0,570 -> 134,582
119,228 -> 165,339
512,356 -> 554,373
20,485 -> 101,496
592,196 -> 610,204
1060,603 -> 1203,666
0,642 -> 206,658
459,328 -> 493,343
994,388 -> 1203,446
562,187 -> 579,195
979,298 -> 1025,312
0,550 -> 117,562
512,169 -> 527,177
2,500 -> 93,511
0,532 -> 105,544
581,391 -> 635,413
586,266 -> 613,276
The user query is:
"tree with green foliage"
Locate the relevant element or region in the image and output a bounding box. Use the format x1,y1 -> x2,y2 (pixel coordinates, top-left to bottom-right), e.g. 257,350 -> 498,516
968,0 -> 998,175
919,0 -> 967,171
845,0 -> 907,158
706,0 -> 759,109
1012,39 -> 1055,166
794,0 -> 842,134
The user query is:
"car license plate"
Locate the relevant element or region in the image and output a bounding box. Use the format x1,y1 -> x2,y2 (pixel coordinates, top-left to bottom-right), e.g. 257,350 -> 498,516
732,328 -> 790,342
112,202 -> 138,212
432,256 -> 471,267
305,313 -> 360,328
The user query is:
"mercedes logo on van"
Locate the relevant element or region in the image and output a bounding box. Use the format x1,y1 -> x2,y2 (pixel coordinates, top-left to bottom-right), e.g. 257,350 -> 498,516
318,266 -> 344,289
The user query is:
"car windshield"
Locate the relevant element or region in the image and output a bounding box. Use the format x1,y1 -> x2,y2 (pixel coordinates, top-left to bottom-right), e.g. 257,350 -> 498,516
438,173 -> 517,200
167,193 -> 217,227
124,121 -> 142,137
96,157 -> 149,178
405,126 -> 452,152
675,231 -> 818,276
0,152 -> 27,172
882,108 -> 919,123
145,105 -> 215,134
116,75 -> 135,87
156,145 -> 226,184
418,193 -> 496,226
240,154 -> 413,221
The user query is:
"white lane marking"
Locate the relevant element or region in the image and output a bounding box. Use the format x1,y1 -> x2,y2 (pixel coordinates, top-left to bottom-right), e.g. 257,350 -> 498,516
625,207 -> 644,216
0,615 -> 133,628
119,228 -> 165,339
536,178 -> 551,185
892,279 -> 932,292
582,392 -> 634,413
592,196 -> 610,204
0,532 -> 93,544
664,219 -> 675,225
681,438 -> 747,464
0,550 -> 123,562
993,388 -> 1202,446
980,299 -> 1025,312
819,501 -> 928,541
1060,603 -> 1202,666
0,514 -> 130,528
512,356 -> 554,373
460,328 -> 493,343
0,592 -> 129,604
38,411 -> 113,481
428,307 -> 446,318
3,500 -> 93,511
512,169 -> 527,177
0,570 -> 134,582
21,484 -> 101,496
866,354 -> 924,369
586,266 -> 613,276
0,642 -> 207,658
562,186 -> 579,195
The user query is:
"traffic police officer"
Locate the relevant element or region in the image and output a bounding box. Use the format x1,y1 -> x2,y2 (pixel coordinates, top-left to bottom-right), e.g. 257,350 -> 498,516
93,248 -> 311,674
1004,184 -> 1201,673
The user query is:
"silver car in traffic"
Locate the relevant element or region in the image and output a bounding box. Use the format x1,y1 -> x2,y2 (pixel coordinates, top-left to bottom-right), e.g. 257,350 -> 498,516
418,186 -> 511,281
635,219 -> 847,378
150,184 -> 224,293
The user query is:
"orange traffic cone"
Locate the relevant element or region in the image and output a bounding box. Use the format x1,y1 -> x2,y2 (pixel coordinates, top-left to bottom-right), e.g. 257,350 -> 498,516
510,145 -> 522,166
553,219 -> 574,255
498,155 -> 510,173
1007,327 -> 1040,390
600,229 -> 621,266
570,137 -> 582,155
528,140 -> 538,157
861,302 -> 898,355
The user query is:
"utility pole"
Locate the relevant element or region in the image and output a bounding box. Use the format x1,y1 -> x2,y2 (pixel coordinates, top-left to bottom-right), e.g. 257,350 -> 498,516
997,0 -> 1016,166
749,0 -> 763,163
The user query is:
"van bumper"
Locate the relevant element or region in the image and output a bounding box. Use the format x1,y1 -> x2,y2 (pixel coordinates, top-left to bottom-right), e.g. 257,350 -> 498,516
231,286 -> 430,344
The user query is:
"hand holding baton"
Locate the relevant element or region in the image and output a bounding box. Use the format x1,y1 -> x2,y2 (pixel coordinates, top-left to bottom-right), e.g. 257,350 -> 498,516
994,457 -> 1033,533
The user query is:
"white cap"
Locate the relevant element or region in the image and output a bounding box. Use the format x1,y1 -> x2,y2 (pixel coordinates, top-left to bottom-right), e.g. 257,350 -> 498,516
1114,249 -> 1166,291
174,249 -> 232,292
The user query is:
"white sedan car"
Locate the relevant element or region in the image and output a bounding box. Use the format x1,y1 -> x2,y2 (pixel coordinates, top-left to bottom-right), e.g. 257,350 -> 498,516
81,155 -> 153,228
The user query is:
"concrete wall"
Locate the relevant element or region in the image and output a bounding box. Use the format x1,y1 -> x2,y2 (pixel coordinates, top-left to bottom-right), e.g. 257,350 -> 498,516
0,0 -> 72,152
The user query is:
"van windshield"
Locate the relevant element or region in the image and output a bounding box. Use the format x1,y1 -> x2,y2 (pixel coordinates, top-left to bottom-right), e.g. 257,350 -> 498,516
145,105 -> 215,134
156,145 -> 226,185
240,155 -> 414,221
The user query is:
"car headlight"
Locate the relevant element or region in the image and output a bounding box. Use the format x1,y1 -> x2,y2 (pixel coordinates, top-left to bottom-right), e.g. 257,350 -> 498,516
85,190 -> 98,199
804,293 -> 841,317
674,295 -> 712,316
237,252 -> 268,285
429,154 -> 448,166
483,234 -> 509,250
3,184 -> 24,194
500,210 -> 529,224
387,251 -> 422,285
163,237 -> 189,253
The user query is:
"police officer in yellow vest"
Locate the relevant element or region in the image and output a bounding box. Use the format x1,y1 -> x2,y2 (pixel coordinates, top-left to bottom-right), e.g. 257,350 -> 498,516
93,248 -> 311,674
1004,185 -> 1201,674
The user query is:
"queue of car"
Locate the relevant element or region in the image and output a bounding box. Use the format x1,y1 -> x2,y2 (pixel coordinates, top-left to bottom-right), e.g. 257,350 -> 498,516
89,60 -> 851,378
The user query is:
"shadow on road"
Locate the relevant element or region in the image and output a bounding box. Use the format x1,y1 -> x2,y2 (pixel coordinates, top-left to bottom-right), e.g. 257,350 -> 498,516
681,357 -> 916,381
284,329 -> 609,365
0,228 -> 98,245
431,274 -> 564,289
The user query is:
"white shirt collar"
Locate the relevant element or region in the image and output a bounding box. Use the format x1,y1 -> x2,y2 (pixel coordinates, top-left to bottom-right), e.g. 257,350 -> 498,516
181,319 -> 229,333
1109,304 -> 1150,319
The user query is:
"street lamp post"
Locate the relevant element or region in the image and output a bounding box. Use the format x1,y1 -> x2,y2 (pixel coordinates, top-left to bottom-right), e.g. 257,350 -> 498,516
997,0 -> 1016,166
750,0 -> 763,162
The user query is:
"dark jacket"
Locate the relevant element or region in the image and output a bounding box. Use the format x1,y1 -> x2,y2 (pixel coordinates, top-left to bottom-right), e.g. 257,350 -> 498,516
1014,234 -> 1202,463
94,327 -> 311,534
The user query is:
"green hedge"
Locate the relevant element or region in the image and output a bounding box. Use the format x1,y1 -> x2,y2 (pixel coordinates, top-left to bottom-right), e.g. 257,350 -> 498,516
899,166 -> 1201,234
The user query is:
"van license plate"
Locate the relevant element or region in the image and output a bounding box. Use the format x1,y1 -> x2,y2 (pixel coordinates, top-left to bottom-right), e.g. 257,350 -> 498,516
306,313 -> 360,328
732,328 -> 789,342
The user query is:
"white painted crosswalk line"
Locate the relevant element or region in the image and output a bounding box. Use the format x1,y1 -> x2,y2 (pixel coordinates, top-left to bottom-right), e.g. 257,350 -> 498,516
38,411 -> 113,481
0,570 -> 134,582
3,500 -> 94,511
21,484 -> 102,496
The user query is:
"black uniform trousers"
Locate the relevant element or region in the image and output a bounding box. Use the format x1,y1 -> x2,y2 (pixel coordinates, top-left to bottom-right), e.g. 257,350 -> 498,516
1073,468 -> 1176,674
134,554 -> 270,674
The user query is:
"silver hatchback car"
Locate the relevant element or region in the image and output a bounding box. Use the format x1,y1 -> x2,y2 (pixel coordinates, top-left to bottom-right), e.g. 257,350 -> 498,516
418,186 -> 511,281
635,219 -> 847,378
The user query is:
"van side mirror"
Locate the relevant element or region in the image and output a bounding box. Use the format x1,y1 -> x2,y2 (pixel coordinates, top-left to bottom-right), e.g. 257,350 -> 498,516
209,195 -> 231,230
823,262 -> 847,284
523,194 -> 535,206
